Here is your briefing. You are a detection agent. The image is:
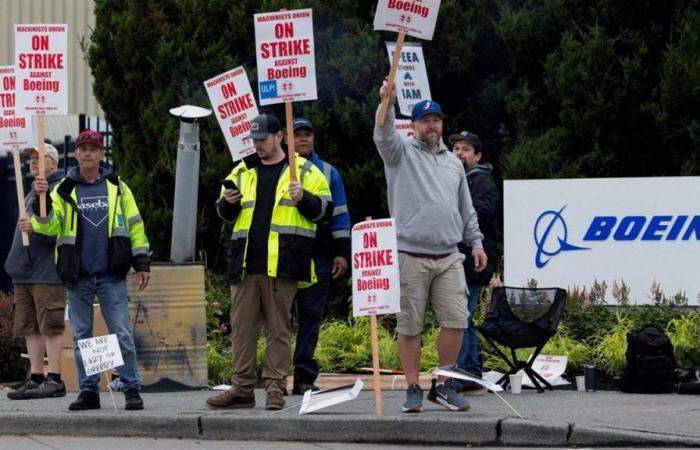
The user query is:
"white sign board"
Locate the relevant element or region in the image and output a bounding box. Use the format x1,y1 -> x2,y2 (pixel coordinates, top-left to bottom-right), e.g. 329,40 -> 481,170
0,65 -> 35,151
394,119 -> 414,141
352,218 -> 401,317
522,355 -> 569,388
14,24 -> 68,115
78,334 -> 124,376
386,41 -> 431,117
373,0 -> 441,40
204,66 -> 258,162
504,177 -> 700,304
254,9 -> 317,106
299,379 -> 364,415
433,367 -> 504,392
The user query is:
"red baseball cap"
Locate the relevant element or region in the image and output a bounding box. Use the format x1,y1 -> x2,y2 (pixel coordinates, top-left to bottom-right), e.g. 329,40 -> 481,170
75,129 -> 104,150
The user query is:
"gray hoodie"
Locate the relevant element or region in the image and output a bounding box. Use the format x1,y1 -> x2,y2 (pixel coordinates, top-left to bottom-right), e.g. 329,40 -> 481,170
373,105 -> 483,254
4,169 -> 65,284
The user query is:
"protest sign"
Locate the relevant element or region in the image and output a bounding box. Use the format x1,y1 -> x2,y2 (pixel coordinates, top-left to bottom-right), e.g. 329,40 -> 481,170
0,66 -> 35,151
352,218 -> 400,317
394,118 -> 414,140
204,66 -> 258,161
14,24 -> 68,115
254,9 -> 317,106
385,42 -> 431,117
373,0 -> 441,40
78,334 -> 124,377
299,379 -> 364,415
523,355 -> 569,387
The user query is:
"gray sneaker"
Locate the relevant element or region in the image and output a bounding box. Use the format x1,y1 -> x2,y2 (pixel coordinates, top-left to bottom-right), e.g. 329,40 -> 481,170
428,379 -> 470,411
7,379 -> 40,400
25,378 -> 66,398
401,383 -> 423,413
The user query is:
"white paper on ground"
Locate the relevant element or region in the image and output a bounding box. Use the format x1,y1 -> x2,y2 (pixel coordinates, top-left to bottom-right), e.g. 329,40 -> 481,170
433,367 -> 504,392
299,379 -> 364,415
212,384 -> 231,391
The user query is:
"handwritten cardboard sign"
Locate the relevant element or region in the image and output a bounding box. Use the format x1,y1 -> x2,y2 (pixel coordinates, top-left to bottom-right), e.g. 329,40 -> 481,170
14,24 -> 68,115
352,218 -> 400,317
78,334 -> 124,376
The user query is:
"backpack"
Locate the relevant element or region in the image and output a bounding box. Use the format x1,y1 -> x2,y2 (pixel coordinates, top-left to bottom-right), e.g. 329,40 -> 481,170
620,325 -> 676,393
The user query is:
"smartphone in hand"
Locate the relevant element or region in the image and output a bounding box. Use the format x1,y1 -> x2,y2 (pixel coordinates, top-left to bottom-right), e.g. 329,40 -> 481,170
221,179 -> 238,191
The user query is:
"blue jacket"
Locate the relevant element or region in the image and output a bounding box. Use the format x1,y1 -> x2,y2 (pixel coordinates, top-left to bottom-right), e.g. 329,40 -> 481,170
306,150 -> 351,260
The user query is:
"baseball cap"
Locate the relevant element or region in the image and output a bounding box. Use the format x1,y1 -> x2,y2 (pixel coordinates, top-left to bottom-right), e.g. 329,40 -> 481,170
293,117 -> 314,133
24,143 -> 59,162
75,129 -> 104,150
245,114 -> 282,140
411,100 -> 444,122
448,130 -> 483,153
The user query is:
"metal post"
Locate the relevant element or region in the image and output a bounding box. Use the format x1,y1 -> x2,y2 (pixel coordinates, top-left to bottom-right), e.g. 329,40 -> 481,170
168,105 -> 212,263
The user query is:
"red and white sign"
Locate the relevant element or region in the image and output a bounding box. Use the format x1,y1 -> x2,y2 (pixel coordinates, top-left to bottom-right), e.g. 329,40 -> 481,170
394,119 -> 414,141
352,218 -> 400,317
254,9 -> 317,106
0,65 -> 35,151
373,0 -> 441,40
204,66 -> 258,162
386,41 -> 431,117
14,24 -> 68,115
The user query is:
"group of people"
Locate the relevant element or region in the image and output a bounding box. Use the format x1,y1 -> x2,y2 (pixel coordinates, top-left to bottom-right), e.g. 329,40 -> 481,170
4,79 -> 499,414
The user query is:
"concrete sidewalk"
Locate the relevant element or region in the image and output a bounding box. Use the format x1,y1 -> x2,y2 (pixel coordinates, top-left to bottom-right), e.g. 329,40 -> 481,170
1,386 -> 699,447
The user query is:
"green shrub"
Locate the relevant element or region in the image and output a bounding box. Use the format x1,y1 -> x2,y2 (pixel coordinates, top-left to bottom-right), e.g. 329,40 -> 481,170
591,313 -> 633,378
420,327 -> 440,372
666,312 -> 700,373
207,342 -> 232,385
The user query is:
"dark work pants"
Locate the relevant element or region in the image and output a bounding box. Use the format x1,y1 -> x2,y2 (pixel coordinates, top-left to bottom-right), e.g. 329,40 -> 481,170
292,254 -> 331,383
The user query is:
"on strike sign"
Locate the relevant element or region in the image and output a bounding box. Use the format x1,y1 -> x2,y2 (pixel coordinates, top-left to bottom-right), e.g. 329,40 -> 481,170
204,66 -> 258,162
352,219 -> 400,317
373,0 -> 441,40
394,119 -> 414,141
14,24 -> 68,115
254,9 -> 317,106
386,41 -> 431,117
0,65 -> 35,150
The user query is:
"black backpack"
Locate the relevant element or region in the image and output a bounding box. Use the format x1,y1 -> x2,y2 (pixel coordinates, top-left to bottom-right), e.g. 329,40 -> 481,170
620,325 -> 676,393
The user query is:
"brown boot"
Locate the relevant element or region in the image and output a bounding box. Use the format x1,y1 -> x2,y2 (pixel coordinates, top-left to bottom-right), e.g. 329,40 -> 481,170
265,391 -> 285,410
206,389 -> 255,409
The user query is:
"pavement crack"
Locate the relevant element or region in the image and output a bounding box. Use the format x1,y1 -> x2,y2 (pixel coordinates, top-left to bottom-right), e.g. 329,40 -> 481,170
566,422 -> 573,442
197,415 -> 203,436
26,436 -> 60,450
495,418 -> 503,444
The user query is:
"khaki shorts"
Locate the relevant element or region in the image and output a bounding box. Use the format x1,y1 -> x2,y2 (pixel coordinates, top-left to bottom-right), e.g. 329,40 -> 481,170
396,252 -> 469,336
13,283 -> 66,336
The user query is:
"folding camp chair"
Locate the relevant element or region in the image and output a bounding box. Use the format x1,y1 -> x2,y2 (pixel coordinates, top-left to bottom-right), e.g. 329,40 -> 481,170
477,286 -> 567,393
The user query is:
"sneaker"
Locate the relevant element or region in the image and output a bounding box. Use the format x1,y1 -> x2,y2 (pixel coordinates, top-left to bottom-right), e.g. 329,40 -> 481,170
25,378 -> 66,399
428,379 -> 470,411
266,391 -> 285,410
124,389 -> 144,410
401,383 -> 423,413
6,379 -> 40,400
460,380 -> 486,396
292,381 -> 320,395
205,389 -> 255,409
69,391 -> 101,411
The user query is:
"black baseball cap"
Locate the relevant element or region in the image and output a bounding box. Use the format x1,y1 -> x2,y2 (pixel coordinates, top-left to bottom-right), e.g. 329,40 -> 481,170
293,117 -> 314,132
448,130 -> 483,153
245,114 -> 282,140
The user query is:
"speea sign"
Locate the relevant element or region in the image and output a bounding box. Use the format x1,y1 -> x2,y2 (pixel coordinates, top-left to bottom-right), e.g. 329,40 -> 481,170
504,177 -> 700,305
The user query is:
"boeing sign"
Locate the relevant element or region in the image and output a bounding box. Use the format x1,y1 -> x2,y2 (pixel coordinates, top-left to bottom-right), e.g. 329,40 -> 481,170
505,177 -> 700,305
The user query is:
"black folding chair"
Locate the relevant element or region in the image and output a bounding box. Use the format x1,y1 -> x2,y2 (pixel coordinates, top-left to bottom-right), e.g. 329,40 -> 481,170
477,286 -> 567,393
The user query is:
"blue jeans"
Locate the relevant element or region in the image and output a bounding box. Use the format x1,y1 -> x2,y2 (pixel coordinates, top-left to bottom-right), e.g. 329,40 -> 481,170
67,275 -> 141,393
292,255 -> 330,383
455,283 -> 482,385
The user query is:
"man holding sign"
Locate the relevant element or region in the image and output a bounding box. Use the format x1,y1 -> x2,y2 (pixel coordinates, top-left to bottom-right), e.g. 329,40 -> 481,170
373,82 -> 487,413
206,114 -> 332,411
5,144 -> 66,400
27,130 -> 150,411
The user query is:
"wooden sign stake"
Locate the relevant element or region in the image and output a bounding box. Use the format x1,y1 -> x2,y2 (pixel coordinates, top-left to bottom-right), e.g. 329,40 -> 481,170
377,32 -> 406,127
12,148 -> 29,246
285,101 -> 297,181
37,114 -> 47,217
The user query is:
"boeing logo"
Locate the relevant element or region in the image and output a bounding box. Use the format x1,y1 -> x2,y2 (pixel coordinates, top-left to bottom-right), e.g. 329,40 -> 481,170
533,206 -> 588,268
533,206 -> 700,268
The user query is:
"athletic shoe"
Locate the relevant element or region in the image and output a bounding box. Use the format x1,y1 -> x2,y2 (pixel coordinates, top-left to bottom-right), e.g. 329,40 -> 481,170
460,380 -> 487,396
25,378 -> 66,398
292,381 -> 320,395
6,379 -> 40,400
428,379 -> 470,411
401,383 -> 423,413
69,391 -> 101,411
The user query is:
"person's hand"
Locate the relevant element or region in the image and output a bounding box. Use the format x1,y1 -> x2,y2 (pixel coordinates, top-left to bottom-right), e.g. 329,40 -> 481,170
289,181 -> 303,204
136,271 -> 150,291
223,188 -> 242,204
331,256 -> 348,279
33,177 -> 48,195
489,273 -> 504,288
472,248 -> 487,272
18,216 -> 33,233
379,79 -> 396,102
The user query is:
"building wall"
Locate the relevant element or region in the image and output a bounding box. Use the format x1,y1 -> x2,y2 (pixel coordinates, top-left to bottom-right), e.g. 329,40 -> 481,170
0,0 -> 102,116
